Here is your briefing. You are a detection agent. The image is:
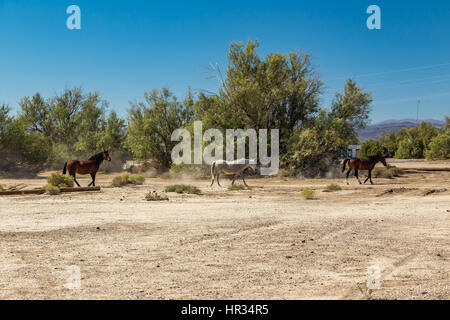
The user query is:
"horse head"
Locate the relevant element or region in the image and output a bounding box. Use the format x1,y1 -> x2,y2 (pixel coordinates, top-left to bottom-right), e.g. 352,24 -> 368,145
103,150 -> 112,162
248,159 -> 259,173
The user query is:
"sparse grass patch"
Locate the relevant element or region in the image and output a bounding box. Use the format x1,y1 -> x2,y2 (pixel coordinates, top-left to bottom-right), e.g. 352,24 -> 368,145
323,184 -> 342,192
145,190 -> 169,201
373,166 -> 404,179
44,184 -> 60,195
164,184 -> 201,194
0,184 -> 5,191
112,172 -> 145,187
301,188 -> 315,200
228,184 -> 247,191
47,173 -> 74,188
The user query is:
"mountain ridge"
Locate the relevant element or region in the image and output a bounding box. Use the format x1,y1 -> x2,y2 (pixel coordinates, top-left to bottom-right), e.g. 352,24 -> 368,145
357,118 -> 445,141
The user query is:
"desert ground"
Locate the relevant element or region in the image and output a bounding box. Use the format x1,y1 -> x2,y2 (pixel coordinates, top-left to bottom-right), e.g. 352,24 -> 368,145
0,160 -> 448,300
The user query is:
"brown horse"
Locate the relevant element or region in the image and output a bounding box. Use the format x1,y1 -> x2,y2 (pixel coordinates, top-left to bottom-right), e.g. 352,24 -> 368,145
63,151 -> 111,187
342,155 -> 387,185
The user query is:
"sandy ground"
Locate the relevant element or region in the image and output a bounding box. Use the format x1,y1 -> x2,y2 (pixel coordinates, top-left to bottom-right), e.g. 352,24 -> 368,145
0,161 -> 449,300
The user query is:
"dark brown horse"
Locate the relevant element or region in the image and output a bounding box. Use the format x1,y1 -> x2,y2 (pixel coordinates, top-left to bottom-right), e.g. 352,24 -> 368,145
63,151 -> 111,187
342,155 -> 387,185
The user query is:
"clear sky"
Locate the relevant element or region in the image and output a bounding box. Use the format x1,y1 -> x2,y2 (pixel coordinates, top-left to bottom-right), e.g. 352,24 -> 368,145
0,0 -> 449,123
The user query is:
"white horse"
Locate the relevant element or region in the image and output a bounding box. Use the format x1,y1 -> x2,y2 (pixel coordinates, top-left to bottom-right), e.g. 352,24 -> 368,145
210,159 -> 258,187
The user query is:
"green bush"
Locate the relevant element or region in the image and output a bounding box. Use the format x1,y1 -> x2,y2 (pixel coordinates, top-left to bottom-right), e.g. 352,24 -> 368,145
301,188 -> 315,199
425,134 -> 450,160
44,184 -> 60,195
323,184 -> 342,192
164,184 -> 201,194
145,190 -> 169,201
47,173 -> 74,188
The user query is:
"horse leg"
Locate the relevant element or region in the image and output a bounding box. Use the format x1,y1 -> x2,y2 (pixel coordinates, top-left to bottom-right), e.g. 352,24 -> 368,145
88,173 -> 96,187
346,169 -> 352,185
210,174 -> 215,187
355,169 -> 362,184
242,174 -> 249,187
364,171 -> 370,184
369,170 -> 374,185
231,174 -> 238,185
216,174 -> 222,187
72,174 -> 81,187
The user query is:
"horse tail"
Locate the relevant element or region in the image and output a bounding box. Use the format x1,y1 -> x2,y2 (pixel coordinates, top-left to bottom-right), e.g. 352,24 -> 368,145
342,159 -> 349,173
211,161 -> 216,178
63,162 -> 67,175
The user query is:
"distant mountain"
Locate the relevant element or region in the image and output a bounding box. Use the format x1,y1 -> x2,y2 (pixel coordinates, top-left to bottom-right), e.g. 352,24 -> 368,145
357,119 -> 445,141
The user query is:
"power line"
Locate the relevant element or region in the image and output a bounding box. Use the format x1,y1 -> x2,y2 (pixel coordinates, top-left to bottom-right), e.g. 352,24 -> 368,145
374,91 -> 450,105
327,62 -> 450,81
325,75 -> 450,93
369,78 -> 450,91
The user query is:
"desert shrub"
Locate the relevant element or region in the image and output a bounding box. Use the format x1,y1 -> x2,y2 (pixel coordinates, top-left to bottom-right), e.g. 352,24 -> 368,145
323,184 -> 342,192
372,166 -> 404,178
164,184 -> 201,194
44,184 -> 60,195
0,184 -> 5,191
112,172 -> 145,187
111,172 -> 130,187
145,190 -> 169,201
129,174 -> 145,185
301,188 -> 315,199
228,184 -> 247,191
425,134 -> 450,160
47,173 -> 74,188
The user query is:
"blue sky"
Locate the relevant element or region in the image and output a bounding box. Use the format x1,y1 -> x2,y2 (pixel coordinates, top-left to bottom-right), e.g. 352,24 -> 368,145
0,0 -> 449,123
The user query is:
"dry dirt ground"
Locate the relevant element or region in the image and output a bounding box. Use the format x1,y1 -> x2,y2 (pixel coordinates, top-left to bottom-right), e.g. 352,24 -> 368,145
0,160 -> 449,300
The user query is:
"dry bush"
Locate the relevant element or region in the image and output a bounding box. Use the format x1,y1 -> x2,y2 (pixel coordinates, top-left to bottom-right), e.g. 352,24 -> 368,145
228,184 -> 247,191
112,172 -> 145,187
373,166 -> 404,179
164,184 -> 201,194
145,190 -> 169,201
323,184 -> 342,192
44,184 -> 60,195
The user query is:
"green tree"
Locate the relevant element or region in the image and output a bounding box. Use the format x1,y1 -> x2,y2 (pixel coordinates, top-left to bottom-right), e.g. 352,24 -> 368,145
330,79 -> 372,130
425,133 -> 450,160
126,88 -> 194,169
205,39 -> 323,154
283,109 -> 355,177
100,111 -> 126,151
360,139 -> 383,157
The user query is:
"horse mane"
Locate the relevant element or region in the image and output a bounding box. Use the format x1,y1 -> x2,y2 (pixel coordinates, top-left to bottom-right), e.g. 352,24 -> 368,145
368,154 -> 383,160
89,152 -> 104,161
